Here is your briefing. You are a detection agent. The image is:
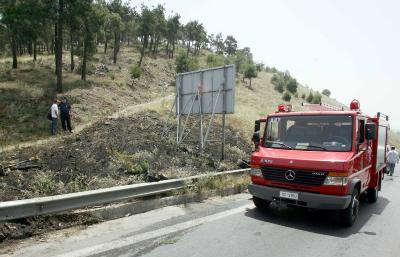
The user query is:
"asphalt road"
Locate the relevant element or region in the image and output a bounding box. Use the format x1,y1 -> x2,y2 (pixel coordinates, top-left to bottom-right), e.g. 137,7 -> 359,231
3,168 -> 400,257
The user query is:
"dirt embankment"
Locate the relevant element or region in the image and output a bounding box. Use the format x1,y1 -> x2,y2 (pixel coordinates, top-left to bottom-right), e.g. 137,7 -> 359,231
0,213 -> 100,245
0,110 -> 252,202
0,110 -> 251,244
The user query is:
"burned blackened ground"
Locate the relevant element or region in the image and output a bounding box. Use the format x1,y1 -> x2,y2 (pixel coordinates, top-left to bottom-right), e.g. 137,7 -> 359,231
0,110 -> 251,244
0,213 -> 100,244
0,110 -> 252,202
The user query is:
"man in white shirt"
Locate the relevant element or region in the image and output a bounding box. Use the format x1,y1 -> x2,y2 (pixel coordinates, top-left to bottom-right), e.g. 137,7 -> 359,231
50,98 -> 59,135
387,147 -> 399,176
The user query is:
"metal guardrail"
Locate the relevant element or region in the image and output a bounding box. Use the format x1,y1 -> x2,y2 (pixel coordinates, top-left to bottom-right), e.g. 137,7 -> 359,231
0,169 -> 250,222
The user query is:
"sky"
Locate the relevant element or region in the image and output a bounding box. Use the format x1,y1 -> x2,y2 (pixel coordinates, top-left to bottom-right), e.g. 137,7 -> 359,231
138,0 -> 399,130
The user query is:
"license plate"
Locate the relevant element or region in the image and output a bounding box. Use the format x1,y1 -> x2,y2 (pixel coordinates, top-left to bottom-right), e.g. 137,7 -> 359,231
279,191 -> 298,200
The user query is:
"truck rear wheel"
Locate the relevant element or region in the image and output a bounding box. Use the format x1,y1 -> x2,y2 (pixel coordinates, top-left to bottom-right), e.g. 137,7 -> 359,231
366,187 -> 378,203
253,196 -> 271,210
340,188 -> 359,226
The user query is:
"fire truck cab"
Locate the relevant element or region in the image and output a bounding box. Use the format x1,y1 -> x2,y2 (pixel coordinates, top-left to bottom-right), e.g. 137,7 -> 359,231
248,100 -> 390,226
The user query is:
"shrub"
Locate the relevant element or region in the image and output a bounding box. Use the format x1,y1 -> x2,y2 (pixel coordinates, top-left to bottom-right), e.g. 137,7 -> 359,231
175,52 -> 199,73
31,172 -> 61,195
274,81 -> 285,93
286,78 -> 297,94
282,92 -> 292,102
271,74 -> 284,93
312,92 -> 322,104
130,65 -> 142,79
307,92 -> 314,103
206,54 -> 224,67
110,73 -> 115,80
244,64 -> 257,88
301,93 -> 306,99
271,74 -> 279,84
322,89 -> 331,97
294,92 -> 299,98
255,63 -> 264,72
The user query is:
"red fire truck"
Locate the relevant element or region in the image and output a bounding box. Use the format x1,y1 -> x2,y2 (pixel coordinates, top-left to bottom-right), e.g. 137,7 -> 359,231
248,100 -> 390,226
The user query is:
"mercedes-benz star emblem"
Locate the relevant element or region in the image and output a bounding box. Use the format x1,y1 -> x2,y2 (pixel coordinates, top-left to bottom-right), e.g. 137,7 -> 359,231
285,170 -> 296,181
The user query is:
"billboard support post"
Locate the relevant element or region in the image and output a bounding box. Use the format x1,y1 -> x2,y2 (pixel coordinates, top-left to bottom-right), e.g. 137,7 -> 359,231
199,71 -> 204,153
221,65 -> 227,160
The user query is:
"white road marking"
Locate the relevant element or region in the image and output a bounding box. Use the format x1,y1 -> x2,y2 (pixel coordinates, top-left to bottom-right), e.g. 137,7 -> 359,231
54,203 -> 253,257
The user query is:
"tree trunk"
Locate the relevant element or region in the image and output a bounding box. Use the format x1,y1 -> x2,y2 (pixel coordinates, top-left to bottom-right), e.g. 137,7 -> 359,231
165,40 -> 169,57
249,78 -> 252,88
81,37 -> 87,81
138,36 -> 145,67
54,24 -> 58,75
18,43 -> 23,56
11,33 -> 17,69
149,36 -> 154,52
113,32 -> 119,64
55,0 -> 64,93
45,40 -> 50,54
172,38 -> 175,58
186,41 -> 190,56
33,40 -> 37,61
104,39 -> 108,54
28,41 -> 33,56
152,39 -> 157,57
70,29 -> 74,71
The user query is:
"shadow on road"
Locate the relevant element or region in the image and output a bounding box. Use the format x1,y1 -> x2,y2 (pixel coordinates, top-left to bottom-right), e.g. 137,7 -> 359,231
244,196 -> 390,238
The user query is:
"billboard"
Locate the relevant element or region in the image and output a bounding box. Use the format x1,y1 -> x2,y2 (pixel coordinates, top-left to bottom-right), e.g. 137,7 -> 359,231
176,65 -> 235,115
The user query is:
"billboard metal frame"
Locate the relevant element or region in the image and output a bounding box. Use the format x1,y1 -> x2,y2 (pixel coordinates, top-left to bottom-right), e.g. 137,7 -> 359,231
175,65 -> 235,158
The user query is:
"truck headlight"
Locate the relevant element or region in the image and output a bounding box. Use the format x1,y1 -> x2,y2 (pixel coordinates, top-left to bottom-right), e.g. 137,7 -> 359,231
323,176 -> 348,186
251,168 -> 262,177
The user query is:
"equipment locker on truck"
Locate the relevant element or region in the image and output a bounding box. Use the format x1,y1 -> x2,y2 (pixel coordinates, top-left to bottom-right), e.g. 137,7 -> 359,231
248,100 -> 390,226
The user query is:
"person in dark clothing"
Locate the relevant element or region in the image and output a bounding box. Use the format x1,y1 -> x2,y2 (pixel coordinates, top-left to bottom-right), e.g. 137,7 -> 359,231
59,97 -> 73,132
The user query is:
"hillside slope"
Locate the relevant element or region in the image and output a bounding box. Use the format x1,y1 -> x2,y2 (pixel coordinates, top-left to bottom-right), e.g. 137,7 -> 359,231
1,46 -> 399,202
0,47 -> 175,149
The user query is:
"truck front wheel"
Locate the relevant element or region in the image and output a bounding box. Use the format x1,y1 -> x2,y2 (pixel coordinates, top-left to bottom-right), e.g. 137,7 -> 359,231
253,196 -> 271,210
340,188 -> 359,226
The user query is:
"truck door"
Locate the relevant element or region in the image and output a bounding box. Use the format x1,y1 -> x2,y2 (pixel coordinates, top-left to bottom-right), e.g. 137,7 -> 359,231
356,118 -> 372,189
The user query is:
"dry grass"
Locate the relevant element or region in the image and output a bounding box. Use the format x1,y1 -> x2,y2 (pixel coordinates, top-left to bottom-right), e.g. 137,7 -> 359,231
0,46 -> 176,148
2,45 -> 399,151
179,173 -> 251,195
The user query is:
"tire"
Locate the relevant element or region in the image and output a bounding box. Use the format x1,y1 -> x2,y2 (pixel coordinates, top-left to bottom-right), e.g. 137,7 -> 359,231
340,188 -> 360,227
253,196 -> 271,210
367,187 -> 378,203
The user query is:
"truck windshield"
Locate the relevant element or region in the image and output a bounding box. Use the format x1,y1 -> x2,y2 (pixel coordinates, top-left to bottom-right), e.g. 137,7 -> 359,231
264,115 -> 353,152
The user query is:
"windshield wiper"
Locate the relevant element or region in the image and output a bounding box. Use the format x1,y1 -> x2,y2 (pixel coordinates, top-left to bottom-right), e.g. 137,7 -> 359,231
306,145 -> 328,151
265,140 -> 293,149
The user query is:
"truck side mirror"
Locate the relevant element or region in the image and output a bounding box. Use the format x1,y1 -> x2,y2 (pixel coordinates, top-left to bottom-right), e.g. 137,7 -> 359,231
254,120 -> 261,133
365,123 -> 377,140
253,120 -> 261,150
252,131 -> 260,149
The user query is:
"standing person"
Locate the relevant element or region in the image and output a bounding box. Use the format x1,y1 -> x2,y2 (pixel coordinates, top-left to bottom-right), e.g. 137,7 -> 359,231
59,97 -> 73,133
50,98 -> 59,135
387,146 -> 399,176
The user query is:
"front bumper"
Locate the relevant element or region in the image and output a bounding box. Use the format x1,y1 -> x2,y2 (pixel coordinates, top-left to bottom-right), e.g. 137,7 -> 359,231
248,184 -> 351,210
